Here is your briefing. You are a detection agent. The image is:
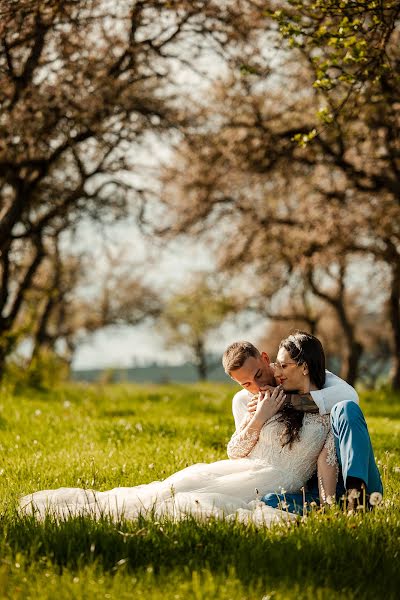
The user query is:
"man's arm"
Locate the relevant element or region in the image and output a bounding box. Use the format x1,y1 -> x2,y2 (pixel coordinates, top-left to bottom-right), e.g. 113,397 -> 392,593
232,389 -> 251,429
310,371 -> 359,414
254,371 -> 359,415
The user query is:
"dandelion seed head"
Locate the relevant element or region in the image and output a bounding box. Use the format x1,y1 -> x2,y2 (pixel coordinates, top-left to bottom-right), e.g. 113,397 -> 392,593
369,492 -> 383,506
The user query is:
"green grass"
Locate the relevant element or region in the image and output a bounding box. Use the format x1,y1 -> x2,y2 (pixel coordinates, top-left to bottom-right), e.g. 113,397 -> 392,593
0,381 -> 399,599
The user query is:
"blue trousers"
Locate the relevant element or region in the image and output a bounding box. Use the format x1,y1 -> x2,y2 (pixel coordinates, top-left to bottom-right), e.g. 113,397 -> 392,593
261,401 -> 383,515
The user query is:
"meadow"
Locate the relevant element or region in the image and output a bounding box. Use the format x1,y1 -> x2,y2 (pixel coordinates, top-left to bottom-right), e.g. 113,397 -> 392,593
0,381 -> 399,599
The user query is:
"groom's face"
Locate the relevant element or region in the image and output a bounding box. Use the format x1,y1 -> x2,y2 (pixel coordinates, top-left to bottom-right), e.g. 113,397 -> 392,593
230,352 -> 276,394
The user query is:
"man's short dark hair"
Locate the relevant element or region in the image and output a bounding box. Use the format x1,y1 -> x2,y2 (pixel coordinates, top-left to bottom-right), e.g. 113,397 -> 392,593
222,341 -> 261,375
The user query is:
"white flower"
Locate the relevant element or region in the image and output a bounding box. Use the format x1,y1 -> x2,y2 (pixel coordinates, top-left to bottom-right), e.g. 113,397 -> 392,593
393,466 -> 400,474
34,409 -> 41,416
369,492 -> 383,506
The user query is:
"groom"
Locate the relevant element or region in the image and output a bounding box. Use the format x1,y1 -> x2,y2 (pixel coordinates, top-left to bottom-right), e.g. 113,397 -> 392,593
222,339 -> 383,512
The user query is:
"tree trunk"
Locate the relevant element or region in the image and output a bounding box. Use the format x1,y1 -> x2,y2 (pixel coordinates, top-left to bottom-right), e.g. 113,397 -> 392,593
31,295 -> 56,360
342,340 -> 364,388
194,338 -> 208,381
307,265 -> 364,386
0,344 -> 7,382
0,327 -> 17,381
389,261 -> 400,390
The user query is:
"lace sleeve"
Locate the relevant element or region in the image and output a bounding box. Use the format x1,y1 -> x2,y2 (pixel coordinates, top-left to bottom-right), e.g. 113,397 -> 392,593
317,423 -> 339,503
227,413 -> 260,459
324,431 -> 338,471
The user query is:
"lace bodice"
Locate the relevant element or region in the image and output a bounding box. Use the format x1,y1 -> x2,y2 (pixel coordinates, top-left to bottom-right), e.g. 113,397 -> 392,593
228,412 -> 332,489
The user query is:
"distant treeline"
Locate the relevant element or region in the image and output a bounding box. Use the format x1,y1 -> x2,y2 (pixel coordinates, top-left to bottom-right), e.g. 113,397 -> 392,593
72,361 -> 229,385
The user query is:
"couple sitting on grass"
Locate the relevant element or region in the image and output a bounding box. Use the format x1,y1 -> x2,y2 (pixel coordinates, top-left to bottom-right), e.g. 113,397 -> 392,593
21,331 -> 383,526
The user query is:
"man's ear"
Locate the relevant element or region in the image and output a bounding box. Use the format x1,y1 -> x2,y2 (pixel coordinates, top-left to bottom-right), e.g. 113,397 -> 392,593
261,351 -> 270,364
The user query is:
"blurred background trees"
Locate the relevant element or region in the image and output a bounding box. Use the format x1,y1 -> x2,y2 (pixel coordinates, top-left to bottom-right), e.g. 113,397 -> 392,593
159,275 -> 240,380
1,0 -> 399,388
159,1 -> 400,388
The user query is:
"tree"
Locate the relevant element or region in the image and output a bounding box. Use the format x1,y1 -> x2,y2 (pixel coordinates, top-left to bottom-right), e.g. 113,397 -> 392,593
22,242 -> 162,369
0,0 -> 265,375
159,8 -> 400,387
160,276 -> 239,380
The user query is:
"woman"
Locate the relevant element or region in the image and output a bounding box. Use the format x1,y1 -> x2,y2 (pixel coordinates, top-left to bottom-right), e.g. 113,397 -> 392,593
20,332 -> 336,526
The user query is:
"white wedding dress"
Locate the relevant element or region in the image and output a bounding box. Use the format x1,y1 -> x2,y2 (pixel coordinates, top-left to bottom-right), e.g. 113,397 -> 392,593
20,413 -> 333,526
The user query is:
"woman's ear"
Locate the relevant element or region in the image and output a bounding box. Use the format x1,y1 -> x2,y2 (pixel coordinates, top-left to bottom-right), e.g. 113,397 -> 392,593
303,363 -> 309,376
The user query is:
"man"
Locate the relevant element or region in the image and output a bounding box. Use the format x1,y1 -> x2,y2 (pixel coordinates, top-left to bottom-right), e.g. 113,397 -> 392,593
222,339 -> 383,512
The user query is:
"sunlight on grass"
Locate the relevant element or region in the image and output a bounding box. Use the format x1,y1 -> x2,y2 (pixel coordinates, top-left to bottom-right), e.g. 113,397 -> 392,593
0,382 -> 399,599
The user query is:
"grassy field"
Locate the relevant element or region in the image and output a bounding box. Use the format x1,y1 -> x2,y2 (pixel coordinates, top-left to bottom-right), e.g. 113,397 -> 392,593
0,381 -> 399,599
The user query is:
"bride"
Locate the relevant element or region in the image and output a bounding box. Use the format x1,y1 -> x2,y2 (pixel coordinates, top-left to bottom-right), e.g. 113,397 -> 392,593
20,333 -> 336,526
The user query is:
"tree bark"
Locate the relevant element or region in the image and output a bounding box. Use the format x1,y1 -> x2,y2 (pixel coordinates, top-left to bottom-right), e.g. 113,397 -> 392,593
389,260 -> 400,390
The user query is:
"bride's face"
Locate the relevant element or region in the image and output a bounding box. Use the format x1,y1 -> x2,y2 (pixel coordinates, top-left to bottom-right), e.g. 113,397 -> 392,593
230,352 -> 276,394
273,347 -> 310,393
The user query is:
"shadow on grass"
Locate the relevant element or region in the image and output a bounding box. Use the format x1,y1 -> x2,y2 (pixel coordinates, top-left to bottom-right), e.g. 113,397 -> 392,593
2,511 -> 399,599
100,409 -> 137,418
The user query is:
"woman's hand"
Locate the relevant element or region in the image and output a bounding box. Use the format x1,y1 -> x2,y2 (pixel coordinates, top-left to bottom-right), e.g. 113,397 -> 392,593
249,386 -> 286,428
247,386 -> 278,414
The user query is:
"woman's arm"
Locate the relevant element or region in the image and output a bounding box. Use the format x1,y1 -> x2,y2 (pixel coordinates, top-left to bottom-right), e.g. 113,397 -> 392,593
227,387 -> 286,459
317,431 -> 338,503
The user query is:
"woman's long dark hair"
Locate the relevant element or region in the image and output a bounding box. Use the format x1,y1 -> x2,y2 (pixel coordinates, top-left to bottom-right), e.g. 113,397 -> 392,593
277,331 -> 326,448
